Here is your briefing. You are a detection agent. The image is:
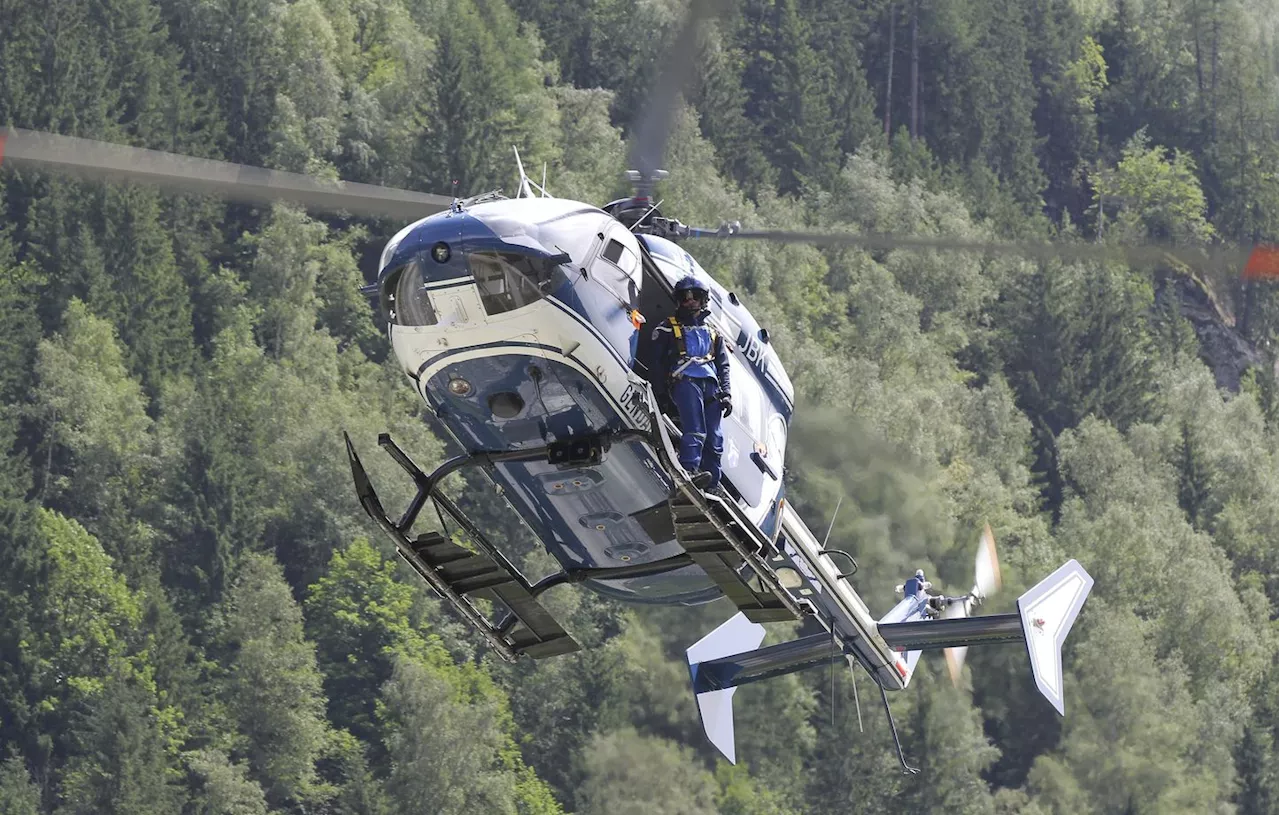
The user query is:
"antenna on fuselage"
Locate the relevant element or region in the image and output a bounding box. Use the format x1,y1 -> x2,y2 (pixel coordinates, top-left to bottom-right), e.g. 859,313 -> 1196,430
513,146 -> 534,199
512,146 -> 553,199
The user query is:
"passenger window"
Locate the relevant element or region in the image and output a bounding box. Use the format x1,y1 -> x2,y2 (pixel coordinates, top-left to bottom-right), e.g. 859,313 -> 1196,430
602,239 -> 637,273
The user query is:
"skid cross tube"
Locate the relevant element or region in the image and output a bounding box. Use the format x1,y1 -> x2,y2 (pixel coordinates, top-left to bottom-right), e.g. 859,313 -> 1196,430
495,554 -> 697,635
377,430 -> 648,536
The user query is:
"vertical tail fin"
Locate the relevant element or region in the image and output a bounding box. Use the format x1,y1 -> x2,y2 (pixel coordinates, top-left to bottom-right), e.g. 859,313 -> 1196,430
686,613 -> 767,763
1016,559 -> 1094,715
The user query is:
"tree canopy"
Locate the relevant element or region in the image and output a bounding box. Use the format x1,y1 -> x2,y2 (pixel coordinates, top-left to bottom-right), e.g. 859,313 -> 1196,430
0,0 -> 1275,812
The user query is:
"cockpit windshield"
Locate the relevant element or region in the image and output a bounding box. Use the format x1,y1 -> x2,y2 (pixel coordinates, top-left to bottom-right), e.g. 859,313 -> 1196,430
380,250 -> 566,327
469,251 -> 559,315
380,258 -> 438,327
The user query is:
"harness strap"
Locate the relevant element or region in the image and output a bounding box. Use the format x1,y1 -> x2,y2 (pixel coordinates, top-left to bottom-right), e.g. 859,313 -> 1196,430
667,316 -> 717,367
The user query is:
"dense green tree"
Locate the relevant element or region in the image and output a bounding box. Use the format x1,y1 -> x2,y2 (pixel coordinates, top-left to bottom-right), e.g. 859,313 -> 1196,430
93,186 -> 196,392
56,671 -> 185,815
379,657 -> 520,815
0,236 -> 43,406
997,260 -> 1157,509
1092,128 -> 1215,246
31,300 -> 158,577
412,0 -> 558,195
0,754 -> 41,815
574,728 -> 718,815
714,762 -> 799,815
737,0 -> 840,195
156,0 -> 287,163
1029,608 -> 1232,814
185,749 -> 269,815
305,537 -> 433,747
26,510 -> 148,713
217,553 -> 330,809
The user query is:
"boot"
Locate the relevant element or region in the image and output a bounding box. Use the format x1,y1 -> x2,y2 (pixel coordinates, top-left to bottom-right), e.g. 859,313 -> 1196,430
690,471 -> 714,490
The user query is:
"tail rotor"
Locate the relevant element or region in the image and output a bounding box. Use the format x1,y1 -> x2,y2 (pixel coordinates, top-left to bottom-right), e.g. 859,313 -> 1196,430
943,524 -> 1002,684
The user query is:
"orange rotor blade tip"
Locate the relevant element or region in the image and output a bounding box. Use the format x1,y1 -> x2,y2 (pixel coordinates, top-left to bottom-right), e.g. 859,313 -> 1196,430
1242,244 -> 1279,281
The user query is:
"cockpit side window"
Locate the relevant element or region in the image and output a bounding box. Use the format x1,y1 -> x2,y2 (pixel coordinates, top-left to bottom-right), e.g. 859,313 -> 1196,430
602,238 -> 637,273
380,260 -> 439,327
593,236 -> 641,308
469,251 -> 559,316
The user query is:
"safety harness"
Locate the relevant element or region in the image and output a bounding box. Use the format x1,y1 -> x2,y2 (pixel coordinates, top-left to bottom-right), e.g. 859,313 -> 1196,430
668,316 -> 718,379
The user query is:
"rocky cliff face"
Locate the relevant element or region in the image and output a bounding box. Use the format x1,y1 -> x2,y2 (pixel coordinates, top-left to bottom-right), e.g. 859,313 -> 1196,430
1162,270 -> 1270,392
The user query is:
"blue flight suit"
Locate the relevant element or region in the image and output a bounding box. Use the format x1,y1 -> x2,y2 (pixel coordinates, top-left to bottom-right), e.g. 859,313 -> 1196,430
903,575 -> 927,599
649,311 -> 732,488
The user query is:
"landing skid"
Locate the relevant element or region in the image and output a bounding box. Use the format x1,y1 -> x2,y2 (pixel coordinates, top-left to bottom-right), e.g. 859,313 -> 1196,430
344,431 -> 595,661
344,381 -> 809,661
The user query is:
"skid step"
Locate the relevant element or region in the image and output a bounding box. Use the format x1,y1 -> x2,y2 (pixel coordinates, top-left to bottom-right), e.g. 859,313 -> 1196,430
636,377 -> 805,624
669,492 -> 799,624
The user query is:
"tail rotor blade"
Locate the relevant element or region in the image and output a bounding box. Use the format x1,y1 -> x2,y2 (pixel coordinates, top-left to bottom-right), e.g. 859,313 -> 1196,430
947,524 -> 1000,686
944,645 -> 969,686
941,600 -> 971,686
973,523 -> 1002,599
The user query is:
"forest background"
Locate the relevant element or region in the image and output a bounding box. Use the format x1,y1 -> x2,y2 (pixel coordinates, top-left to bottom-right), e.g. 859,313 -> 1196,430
0,0 -> 1276,812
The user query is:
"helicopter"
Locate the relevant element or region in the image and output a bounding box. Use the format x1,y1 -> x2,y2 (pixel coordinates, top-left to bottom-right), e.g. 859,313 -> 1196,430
8,0 -> 1269,770
0,121 -> 1098,771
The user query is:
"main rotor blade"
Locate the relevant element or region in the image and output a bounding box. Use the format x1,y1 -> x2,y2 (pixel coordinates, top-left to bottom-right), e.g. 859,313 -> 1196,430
628,0 -> 731,183
0,128 -> 452,220
686,225 -> 1261,276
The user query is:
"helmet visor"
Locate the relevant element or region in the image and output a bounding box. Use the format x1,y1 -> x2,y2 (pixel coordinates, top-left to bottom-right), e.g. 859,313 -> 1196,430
677,288 -> 709,308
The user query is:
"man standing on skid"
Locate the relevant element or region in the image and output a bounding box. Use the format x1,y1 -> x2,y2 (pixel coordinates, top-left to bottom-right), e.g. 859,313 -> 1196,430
650,275 -> 733,490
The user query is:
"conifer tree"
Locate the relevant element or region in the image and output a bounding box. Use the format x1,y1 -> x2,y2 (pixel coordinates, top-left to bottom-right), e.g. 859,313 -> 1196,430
57,671 -> 185,815
218,553 -> 330,809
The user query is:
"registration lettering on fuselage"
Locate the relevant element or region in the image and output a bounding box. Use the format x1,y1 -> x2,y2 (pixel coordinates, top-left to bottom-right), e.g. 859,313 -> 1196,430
739,335 -> 767,373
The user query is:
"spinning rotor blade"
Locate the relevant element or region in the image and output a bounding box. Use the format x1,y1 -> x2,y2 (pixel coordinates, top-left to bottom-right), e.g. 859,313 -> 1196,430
944,525 -> 1004,685
943,605 -> 971,686
688,224 -> 1264,278
628,0 -> 731,189
0,128 -> 452,220
973,523 -> 1001,599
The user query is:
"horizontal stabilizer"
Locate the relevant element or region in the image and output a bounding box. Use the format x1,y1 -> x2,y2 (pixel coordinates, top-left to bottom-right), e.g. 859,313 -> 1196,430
686,613 -> 766,764
1016,559 -> 1094,715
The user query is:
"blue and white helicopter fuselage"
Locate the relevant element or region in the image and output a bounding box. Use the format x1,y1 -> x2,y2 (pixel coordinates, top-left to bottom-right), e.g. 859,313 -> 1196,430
374,196 -> 794,604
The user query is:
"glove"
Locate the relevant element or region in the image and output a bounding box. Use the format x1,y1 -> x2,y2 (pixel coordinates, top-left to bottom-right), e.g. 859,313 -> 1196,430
717,392 -> 732,417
